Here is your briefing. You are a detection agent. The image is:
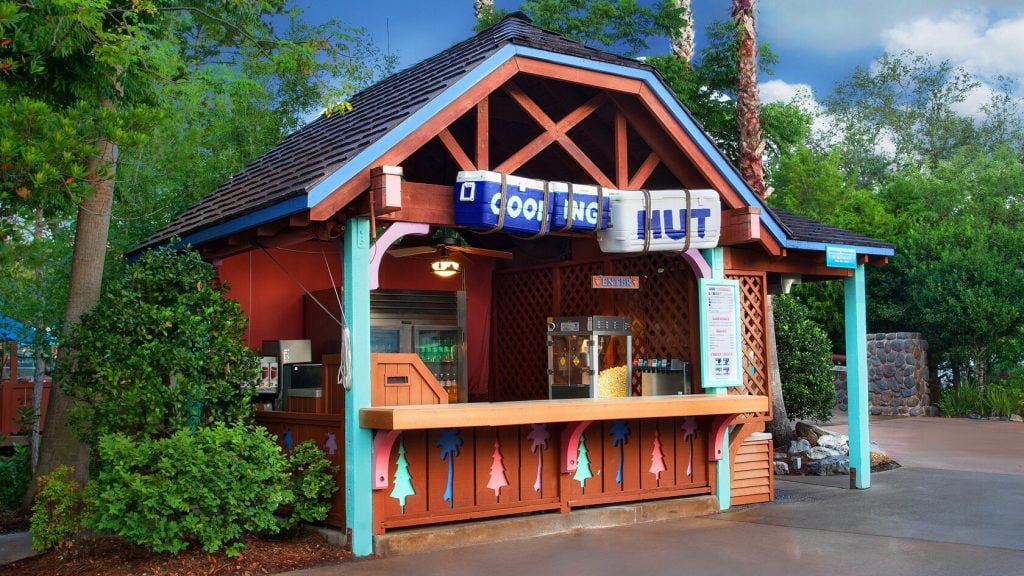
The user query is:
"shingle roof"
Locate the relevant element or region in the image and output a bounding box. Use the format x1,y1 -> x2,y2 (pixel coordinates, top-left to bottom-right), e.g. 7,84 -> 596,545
770,207 -> 894,250
134,14 -> 653,253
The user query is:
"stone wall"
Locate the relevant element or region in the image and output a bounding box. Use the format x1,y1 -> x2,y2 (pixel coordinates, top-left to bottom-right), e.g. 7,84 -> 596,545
834,332 -> 932,416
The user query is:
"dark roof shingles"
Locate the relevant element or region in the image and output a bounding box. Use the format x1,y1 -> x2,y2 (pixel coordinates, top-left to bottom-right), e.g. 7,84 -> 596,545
770,207 -> 894,250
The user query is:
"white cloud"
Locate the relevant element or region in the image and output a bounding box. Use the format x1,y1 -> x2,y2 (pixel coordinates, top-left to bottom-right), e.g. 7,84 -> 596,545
882,12 -> 1024,80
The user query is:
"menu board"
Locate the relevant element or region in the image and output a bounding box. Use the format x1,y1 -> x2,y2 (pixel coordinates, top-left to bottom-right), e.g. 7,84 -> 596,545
698,279 -> 743,388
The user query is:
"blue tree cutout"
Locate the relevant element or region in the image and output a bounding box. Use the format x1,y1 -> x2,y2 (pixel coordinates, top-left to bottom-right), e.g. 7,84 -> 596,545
610,420 -> 631,484
282,427 -> 294,452
437,428 -> 463,509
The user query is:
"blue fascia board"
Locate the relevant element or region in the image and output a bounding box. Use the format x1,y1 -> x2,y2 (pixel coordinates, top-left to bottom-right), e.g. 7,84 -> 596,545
305,44 -> 522,208
171,195 -> 310,250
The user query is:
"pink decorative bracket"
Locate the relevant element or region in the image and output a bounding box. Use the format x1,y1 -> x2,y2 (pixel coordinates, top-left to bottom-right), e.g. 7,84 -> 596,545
560,420 -> 593,473
680,248 -> 711,279
372,429 -> 402,490
369,222 -> 430,290
708,414 -> 737,461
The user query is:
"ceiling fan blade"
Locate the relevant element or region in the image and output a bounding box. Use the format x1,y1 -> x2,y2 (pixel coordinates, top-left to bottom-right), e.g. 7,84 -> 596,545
449,245 -> 513,259
388,246 -> 438,258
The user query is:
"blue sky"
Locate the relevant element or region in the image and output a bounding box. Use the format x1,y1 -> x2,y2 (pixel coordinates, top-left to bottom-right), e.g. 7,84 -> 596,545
294,0 -> 1024,113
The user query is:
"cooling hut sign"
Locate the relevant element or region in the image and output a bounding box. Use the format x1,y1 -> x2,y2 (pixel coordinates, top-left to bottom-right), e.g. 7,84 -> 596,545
596,189 -> 721,253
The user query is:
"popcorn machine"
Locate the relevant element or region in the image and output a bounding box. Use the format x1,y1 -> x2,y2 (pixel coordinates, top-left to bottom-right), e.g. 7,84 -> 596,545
547,316 -> 632,399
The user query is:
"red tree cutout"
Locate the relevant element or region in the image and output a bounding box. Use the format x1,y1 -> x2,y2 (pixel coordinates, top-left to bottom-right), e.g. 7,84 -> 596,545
649,428 -> 667,481
486,439 -> 509,497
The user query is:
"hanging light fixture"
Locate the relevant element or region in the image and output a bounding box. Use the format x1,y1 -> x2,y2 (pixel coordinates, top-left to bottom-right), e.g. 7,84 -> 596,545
431,248 -> 460,277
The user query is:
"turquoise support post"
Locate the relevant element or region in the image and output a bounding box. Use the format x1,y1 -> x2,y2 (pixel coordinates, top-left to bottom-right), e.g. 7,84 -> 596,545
701,247 -> 731,509
343,218 -> 374,555
844,264 -> 870,489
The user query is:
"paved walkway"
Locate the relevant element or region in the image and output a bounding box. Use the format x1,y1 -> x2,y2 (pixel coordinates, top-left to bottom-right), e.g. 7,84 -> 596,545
285,415 -> 1024,576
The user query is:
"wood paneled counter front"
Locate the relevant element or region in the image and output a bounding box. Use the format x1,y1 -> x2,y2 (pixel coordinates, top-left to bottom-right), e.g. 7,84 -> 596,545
359,394 -> 769,430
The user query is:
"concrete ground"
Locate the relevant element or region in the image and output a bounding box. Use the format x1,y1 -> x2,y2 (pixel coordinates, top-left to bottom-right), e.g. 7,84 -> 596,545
285,415 -> 1024,576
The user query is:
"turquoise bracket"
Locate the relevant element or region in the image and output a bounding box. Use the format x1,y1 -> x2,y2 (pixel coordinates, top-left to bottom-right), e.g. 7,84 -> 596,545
700,247 -> 731,509
342,218 -> 374,556
845,264 -> 871,489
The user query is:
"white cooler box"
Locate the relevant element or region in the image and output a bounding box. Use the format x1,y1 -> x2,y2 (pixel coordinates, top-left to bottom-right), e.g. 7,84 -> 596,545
597,189 -> 721,253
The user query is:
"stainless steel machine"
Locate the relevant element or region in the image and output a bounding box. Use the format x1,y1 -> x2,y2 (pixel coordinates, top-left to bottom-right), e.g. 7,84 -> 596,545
547,316 -> 632,399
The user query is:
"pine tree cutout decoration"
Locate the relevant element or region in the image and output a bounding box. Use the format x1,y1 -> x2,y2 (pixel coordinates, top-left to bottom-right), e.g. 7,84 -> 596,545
486,439 -> 509,497
573,433 -> 593,490
390,436 -> 415,512
649,428 -> 667,481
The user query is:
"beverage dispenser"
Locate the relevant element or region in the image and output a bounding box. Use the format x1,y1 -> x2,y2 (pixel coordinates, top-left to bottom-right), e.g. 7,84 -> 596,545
547,316 -> 632,399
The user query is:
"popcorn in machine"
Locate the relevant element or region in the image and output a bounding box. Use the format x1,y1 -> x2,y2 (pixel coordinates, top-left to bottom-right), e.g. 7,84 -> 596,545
547,316 -> 632,399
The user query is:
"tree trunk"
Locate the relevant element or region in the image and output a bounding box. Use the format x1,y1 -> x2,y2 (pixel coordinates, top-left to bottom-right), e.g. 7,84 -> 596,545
733,0 -> 768,197
32,134 -> 117,491
30,211 -> 46,472
765,295 -> 793,446
671,0 -> 695,63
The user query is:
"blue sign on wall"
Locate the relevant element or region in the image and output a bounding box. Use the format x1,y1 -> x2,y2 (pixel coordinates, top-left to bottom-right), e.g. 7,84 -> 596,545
826,246 -> 858,269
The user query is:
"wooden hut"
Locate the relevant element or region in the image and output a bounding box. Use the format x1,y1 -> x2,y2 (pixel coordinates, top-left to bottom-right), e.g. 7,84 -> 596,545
136,14 -> 893,555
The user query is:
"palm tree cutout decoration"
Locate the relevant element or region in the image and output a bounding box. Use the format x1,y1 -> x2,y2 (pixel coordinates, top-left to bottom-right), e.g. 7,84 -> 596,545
527,424 -> 550,493
610,420 -> 631,484
682,417 -> 699,478
437,428 -> 463,508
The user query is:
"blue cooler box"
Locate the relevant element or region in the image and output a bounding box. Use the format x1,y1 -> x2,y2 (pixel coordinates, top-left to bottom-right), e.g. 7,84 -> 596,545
454,171 -> 611,235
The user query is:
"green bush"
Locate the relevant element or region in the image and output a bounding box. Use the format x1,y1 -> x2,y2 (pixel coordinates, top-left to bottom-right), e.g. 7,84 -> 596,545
89,424 -> 291,556
938,381 -> 1024,418
0,445 -> 31,520
30,465 -> 94,552
281,440 -> 339,529
57,247 -> 260,450
984,382 -> 1024,419
938,383 -> 985,417
774,295 -> 836,422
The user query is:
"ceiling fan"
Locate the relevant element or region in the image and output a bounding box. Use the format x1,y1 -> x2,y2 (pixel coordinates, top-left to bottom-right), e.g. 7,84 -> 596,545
388,230 -> 513,260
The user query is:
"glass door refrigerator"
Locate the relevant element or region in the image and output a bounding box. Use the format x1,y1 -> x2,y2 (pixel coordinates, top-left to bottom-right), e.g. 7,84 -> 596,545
414,326 -> 463,403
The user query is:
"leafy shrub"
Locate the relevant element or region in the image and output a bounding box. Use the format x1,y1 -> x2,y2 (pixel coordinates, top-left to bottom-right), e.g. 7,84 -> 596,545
984,383 -> 1024,419
0,445 -> 31,520
90,424 -> 291,556
57,247 -> 260,449
938,383 -> 985,417
30,465 -> 94,552
281,440 -> 339,529
773,295 -> 836,422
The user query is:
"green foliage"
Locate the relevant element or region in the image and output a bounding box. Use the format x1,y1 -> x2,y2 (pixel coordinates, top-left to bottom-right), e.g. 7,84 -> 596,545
56,247 -> 260,449
984,383 -> 1024,419
0,445 -> 31,520
773,295 -> 836,422
476,0 -> 685,56
280,440 -> 339,529
30,465 -> 94,552
89,424 -> 291,556
938,380 -> 1024,418
937,384 -> 985,417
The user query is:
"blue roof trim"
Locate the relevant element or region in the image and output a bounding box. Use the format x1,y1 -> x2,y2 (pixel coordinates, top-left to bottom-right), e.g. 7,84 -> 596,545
172,195 -> 310,249
787,240 -> 893,256
305,44 -> 521,208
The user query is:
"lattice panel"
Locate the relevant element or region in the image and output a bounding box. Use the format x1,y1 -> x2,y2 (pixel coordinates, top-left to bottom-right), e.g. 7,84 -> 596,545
727,273 -> 769,417
611,254 -> 693,394
557,261 -> 604,316
493,268 -> 554,401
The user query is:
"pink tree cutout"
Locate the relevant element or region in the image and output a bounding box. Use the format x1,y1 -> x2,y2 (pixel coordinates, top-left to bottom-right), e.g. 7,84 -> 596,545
649,428 -> 666,481
527,424 -> 550,493
486,439 -> 509,498
681,417 -> 699,478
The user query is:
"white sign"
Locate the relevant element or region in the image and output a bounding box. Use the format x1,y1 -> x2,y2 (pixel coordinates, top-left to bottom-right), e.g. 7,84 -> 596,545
699,279 -> 743,388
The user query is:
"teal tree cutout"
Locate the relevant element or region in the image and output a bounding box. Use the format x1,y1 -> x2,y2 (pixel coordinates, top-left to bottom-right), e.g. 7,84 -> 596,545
486,439 -> 509,497
573,433 -> 593,490
390,435 -> 415,512
528,424 -> 550,493
649,428 -> 666,481
682,417 -> 699,478
437,428 -> 463,508
610,420 -> 631,484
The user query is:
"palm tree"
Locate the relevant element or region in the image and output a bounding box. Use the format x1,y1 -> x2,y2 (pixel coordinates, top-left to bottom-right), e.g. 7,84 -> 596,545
732,0 -> 768,198
672,0 -> 695,63
475,0 -> 494,21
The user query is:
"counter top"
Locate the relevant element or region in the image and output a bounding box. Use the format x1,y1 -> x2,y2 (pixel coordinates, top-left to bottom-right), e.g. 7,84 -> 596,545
359,394 -> 768,430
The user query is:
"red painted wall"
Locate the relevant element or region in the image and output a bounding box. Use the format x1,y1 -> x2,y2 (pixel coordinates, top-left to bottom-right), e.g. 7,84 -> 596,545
217,242 -> 493,398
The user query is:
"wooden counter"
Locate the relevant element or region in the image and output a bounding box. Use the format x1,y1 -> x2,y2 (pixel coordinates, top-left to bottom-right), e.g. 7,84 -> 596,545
359,394 -> 768,430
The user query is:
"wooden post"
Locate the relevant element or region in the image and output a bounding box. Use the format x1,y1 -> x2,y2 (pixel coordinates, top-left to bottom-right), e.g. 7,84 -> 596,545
701,247 -> 732,510
845,264 -> 870,489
